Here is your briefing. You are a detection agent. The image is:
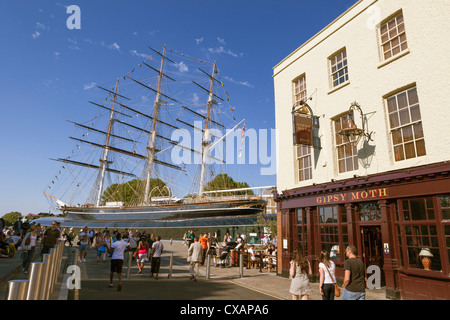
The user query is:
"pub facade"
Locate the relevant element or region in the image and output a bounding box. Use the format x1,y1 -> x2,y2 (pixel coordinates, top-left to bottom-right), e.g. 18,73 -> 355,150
273,0 -> 450,299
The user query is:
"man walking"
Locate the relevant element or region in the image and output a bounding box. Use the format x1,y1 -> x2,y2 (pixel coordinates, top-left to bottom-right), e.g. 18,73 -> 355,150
108,233 -> 130,291
342,245 -> 366,300
188,237 -> 203,281
150,235 -> 164,280
198,233 -> 209,266
41,221 -> 61,255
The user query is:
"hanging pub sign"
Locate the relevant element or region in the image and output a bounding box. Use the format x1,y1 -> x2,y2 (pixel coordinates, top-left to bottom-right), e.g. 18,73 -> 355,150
293,114 -> 313,146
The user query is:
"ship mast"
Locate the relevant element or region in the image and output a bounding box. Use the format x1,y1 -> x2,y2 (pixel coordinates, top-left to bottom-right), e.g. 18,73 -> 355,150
198,62 -> 218,197
95,78 -> 119,206
144,44 -> 167,204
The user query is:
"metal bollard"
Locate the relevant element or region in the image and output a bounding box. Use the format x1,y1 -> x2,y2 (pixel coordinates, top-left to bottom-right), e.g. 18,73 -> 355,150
6,280 -> 29,300
39,253 -> 51,300
239,252 -> 244,278
126,251 -> 132,279
27,262 -> 44,300
205,254 -> 211,280
48,247 -> 57,295
168,253 -> 173,279
72,249 -> 79,267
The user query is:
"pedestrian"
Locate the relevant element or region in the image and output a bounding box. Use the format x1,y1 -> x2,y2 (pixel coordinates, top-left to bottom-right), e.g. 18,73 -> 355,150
78,227 -> 91,263
129,231 -> 138,261
108,232 -> 130,291
183,231 -> 188,246
187,230 -> 194,248
136,237 -> 149,274
289,247 -> 312,300
21,225 -> 38,274
88,228 -> 95,246
188,236 -> 203,281
104,231 -> 113,258
342,245 -> 366,300
95,232 -> 107,263
67,227 -> 75,247
319,249 -> 336,300
198,233 -> 209,266
41,221 -> 61,255
13,217 -> 23,234
149,235 -> 164,280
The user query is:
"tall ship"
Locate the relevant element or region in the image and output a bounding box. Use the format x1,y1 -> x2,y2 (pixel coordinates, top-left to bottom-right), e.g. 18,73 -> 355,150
43,44 -> 268,229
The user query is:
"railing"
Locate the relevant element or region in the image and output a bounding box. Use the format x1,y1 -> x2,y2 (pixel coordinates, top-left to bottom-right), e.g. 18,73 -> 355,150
5,241 -> 66,300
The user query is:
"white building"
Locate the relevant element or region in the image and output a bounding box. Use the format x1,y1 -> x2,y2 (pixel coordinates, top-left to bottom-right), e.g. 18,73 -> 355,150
273,0 -> 450,300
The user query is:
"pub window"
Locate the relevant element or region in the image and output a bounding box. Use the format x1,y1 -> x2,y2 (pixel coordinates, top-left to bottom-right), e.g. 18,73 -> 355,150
318,206 -> 346,261
296,208 -> 308,256
334,113 -> 359,173
380,11 -> 408,61
439,194 -> 450,219
439,195 -> 450,267
386,86 -> 426,161
329,49 -> 349,88
401,198 -> 442,272
357,202 -> 381,221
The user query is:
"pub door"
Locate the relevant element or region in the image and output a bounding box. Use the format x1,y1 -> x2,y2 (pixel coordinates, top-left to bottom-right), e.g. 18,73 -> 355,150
360,226 -> 385,286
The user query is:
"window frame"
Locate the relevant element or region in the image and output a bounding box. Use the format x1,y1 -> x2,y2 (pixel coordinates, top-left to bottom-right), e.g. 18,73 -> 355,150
378,10 -> 408,61
333,112 -> 359,174
385,85 -> 426,162
394,196 -> 449,276
328,48 -> 349,89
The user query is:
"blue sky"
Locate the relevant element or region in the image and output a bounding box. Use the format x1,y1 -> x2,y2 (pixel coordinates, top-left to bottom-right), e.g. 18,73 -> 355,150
0,0 -> 357,216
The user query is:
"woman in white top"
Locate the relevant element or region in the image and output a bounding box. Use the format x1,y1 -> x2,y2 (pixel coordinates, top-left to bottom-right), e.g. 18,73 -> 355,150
21,226 -> 38,274
318,249 -> 337,300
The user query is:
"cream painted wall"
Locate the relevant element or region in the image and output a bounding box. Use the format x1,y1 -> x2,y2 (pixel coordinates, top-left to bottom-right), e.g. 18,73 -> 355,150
273,0 -> 450,192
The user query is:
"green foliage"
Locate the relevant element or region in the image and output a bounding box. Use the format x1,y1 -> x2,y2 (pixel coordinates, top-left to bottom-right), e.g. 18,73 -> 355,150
204,174 -> 254,196
2,212 -> 22,226
101,178 -> 170,205
255,212 -> 277,236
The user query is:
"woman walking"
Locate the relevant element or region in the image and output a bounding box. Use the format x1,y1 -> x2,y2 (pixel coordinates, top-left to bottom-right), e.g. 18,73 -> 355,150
21,226 -> 38,274
104,231 -> 113,258
289,247 -> 312,300
136,237 -> 149,274
95,232 -> 107,263
319,250 -> 337,300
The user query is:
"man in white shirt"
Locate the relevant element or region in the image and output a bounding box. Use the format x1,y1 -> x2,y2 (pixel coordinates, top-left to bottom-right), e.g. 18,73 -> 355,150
150,235 -> 164,280
108,232 -> 130,291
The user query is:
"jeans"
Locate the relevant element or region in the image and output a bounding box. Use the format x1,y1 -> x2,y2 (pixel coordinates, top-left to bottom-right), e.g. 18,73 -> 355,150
342,289 -> 365,300
322,283 -> 335,300
22,247 -> 36,272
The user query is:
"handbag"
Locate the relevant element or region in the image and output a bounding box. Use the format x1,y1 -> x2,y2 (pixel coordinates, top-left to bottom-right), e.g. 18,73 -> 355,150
324,263 -> 340,297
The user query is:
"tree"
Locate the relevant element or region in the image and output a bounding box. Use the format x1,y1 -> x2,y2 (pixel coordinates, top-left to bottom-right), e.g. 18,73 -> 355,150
204,174 -> 254,196
101,178 -> 170,205
2,212 -> 22,226
255,212 -> 277,236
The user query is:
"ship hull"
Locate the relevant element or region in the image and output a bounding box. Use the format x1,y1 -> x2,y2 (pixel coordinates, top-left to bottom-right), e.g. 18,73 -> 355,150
62,199 -> 266,223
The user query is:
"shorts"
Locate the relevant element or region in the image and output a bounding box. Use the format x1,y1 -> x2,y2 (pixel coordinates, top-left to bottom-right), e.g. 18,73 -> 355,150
137,254 -> 149,263
111,259 -> 124,273
79,243 -> 89,251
